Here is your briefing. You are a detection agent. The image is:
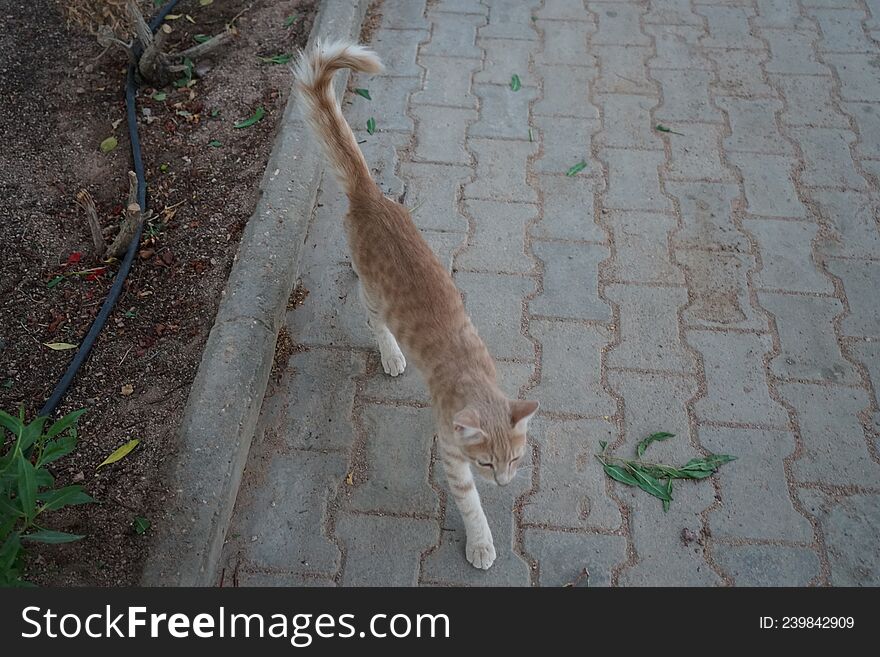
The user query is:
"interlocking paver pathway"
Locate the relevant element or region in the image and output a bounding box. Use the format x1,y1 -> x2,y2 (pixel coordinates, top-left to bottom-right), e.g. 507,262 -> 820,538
221,0 -> 880,586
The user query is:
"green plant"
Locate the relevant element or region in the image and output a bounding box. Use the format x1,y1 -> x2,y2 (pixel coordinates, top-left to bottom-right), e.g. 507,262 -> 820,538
0,408 -> 93,587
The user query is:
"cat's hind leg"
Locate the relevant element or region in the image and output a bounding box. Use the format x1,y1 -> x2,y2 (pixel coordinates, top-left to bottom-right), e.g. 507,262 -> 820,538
358,283 -> 406,377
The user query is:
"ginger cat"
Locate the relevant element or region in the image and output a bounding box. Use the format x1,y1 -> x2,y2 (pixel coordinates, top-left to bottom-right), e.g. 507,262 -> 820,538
294,41 -> 539,570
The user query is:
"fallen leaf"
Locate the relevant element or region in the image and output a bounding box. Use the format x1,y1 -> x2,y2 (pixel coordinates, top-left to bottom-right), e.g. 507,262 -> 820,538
47,276 -> 64,289
193,34 -> 210,44
234,106 -> 265,129
636,431 -> 675,459
44,342 -> 77,351
97,439 -> 140,469
152,91 -> 167,101
161,23 -> 172,34
565,160 -> 587,176
120,384 -> 134,396
366,117 -> 376,135
258,54 -> 294,65
199,0 -> 213,5
186,14 -> 196,23
133,516 -> 151,535
510,74 -> 522,91
345,472 -> 354,486
100,136 -> 118,153
284,14 -> 298,27
655,124 -> 685,136
164,13 -> 182,20
354,88 -> 372,100
208,140 -> 222,148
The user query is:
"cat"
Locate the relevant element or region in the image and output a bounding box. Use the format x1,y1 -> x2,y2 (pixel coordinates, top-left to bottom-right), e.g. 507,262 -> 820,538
294,41 -> 539,570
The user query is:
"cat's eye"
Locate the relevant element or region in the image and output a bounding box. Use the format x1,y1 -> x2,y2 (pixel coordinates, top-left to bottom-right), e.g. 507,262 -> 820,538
478,461 -> 493,469
509,456 -> 521,465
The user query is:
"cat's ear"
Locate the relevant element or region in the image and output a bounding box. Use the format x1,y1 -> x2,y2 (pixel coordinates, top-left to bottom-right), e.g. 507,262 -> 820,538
453,408 -> 484,441
510,400 -> 539,433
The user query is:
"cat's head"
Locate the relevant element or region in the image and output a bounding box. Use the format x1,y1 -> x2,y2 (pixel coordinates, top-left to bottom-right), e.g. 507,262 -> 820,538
452,398 -> 539,485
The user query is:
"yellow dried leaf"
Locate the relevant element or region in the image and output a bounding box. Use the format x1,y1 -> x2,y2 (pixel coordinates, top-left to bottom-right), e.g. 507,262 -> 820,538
97,439 -> 140,469
44,342 -> 78,351
120,384 -> 134,396
345,472 -> 354,486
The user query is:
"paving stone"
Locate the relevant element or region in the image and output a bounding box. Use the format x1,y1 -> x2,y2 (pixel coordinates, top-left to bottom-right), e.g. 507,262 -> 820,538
412,105 -> 476,164
399,161 -> 470,232
810,8 -> 876,53
380,0 -> 428,29
606,284 -> 696,373
531,175 -> 605,242
729,152 -> 806,217
689,330 -> 789,425
530,241 -> 611,320
716,97 -> 792,154
781,383 -> 879,486
521,416 -> 620,529
698,5 -> 763,50
706,49 -> 774,97
536,0 -> 592,21
745,218 -> 833,294
813,190 -> 880,259
678,249 -> 766,330
762,28 -> 831,75
645,0 -> 703,26
826,258 -> 880,337
596,94 -> 663,150
276,349 -> 364,451
524,530 -> 626,587
798,489 -> 880,585
533,65 -> 599,118
469,83 -> 538,140
588,2 -> 650,46
646,24 -> 713,71
759,292 -> 858,384
529,320 -> 616,417
370,28 -> 428,78
602,148 -> 671,211
480,0 -> 540,41
345,75 -> 420,133
715,544 -> 821,586
475,38 -> 533,85
847,339 -> 880,432
421,12 -> 484,59
845,102 -> 880,159
336,514 -> 439,586
456,271 -> 536,360
653,69 -> 722,123
465,138 -> 538,202
228,451 -> 347,575
773,74 -> 851,128
429,0 -> 489,14
603,211 -> 685,285
788,127 -> 866,190
423,229 -> 467,273
824,54 -> 880,100
664,123 -> 736,182
593,45 -> 657,95
457,200 -> 536,273
412,56 -> 480,108
666,181 -> 750,251
861,158 -> 880,187
754,0 -> 813,30
533,116 -> 601,176
700,426 -> 813,542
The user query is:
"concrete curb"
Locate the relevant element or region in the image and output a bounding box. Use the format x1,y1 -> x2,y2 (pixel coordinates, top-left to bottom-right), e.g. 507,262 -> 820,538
141,0 -> 371,586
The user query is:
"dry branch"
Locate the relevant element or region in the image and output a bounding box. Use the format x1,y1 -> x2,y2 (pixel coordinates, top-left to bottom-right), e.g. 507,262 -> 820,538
75,190 -> 107,258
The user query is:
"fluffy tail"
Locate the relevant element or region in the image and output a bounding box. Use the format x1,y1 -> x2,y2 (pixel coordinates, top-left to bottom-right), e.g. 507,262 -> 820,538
294,40 -> 383,197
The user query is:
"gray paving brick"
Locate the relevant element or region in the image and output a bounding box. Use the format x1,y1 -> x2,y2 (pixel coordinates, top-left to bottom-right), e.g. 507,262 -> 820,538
646,24 -> 713,71
762,28 -> 831,75
371,28 -> 428,78
524,530 -> 626,587
861,158 -> 880,188
715,544 -> 821,586
277,349 -> 363,451
813,190 -> 880,259
465,138 -> 538,202
666,181 -> 749,252
456,271 -> 536,360
706,49 -> 774,97
536,0 -> 592,22
689,330 -> 789,425
825,54 -> 880,100
759,292 -> 859,383
227,451 -> 346,575
603,211 -> 685,285
534,20 -> 598,67
653,69 -> 722,123
780,383 -> 879,486
345,75 -> 420,133
746,218 -> 833,294
826,259 -> 880,337
469,83 -> 538,140
716,97 -> 792,154
678,250 -> 766,330
789,127 -> 866,190
336,514 -> 439,586
645,0 -> 703,26
429,0 -> 488,15
533,65 -> 599,118
530,241 -> 610,320
755,0 -> 811,29
475,38 -> 532,86
772,74 -> 851,128
412,105 -> 476,164
532,116 -> 600,176
521,416 -> 620,529
810,8 -> 876,53
798,489 -> 880,585
602,148 -> 671,211
348,404 -> 439,515
729,152 -> 806,217
847,339 -> 880,432
845,102 -> 880,159
700,426 -> 813,542
412,56 -> 480,108
588,2 -> 650,46
529,320 -> 616,417
456,200 -> 536,273
593,45 -> 656,95
425,228 -> 470,273
596,94 -> 663,150
379,0 -> 428,30
606,284 -> 696,373
664,123 -> 736,182
698,5 -> 763,50
399,161 -> 470,232
421,12 -> 484,59
301,177 -> 350,267
531,175 -> 605,242
480,0 -> 540,41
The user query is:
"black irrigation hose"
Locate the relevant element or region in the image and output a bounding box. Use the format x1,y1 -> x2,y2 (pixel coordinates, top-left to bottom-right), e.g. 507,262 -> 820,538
39,0 -> 182,417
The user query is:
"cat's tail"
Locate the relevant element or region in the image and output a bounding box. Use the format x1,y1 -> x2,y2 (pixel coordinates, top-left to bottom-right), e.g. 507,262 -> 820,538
294,40 -> 383,197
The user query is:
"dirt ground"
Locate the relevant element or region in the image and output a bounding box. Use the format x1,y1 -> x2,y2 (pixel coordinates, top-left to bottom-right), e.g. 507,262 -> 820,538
0,0 -> 316,586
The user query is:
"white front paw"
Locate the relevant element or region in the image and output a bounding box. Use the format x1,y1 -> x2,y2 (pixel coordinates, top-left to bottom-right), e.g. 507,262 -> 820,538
380,348 -> 406,377
466,540 -> 496,570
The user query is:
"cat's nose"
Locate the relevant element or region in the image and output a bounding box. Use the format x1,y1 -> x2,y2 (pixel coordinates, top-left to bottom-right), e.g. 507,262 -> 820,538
495,472 -> 512,486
